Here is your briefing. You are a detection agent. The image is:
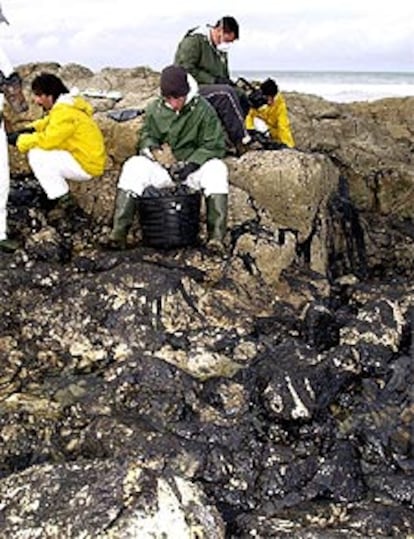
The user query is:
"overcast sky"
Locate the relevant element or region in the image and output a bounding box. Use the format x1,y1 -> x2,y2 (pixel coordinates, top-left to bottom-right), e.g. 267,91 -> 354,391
1,0 -> 413,73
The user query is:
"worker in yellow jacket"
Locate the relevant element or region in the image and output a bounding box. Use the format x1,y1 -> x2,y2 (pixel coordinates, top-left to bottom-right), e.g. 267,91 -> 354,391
8,72 -> 106,217
245,78 -> 295,148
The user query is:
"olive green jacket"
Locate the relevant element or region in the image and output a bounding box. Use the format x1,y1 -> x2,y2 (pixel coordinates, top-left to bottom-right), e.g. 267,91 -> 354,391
174,26 -> 229,85
139,89 -> 226,165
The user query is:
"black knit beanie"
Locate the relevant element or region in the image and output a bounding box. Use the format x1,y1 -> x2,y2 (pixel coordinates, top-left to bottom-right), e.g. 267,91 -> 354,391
160,65 -> 190,98
260,78 -> 279,97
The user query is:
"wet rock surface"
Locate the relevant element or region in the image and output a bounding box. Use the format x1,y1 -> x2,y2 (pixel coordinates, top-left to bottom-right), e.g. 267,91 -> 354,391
0,64 -> 413,537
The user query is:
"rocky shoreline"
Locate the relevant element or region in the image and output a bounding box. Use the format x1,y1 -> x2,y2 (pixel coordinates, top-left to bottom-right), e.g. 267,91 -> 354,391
0,63 -> 413,538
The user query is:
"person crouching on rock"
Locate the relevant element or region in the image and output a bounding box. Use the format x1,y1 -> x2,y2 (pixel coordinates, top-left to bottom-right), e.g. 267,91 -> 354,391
8,72 -> 107,221
245,78 -> 295,149
107,64 -> 229,251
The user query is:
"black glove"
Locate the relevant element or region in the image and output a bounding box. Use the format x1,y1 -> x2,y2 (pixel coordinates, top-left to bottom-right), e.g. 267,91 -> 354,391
6,132 -> 19,146
247,130 -> 287,151
169,162 -> 200,182
214,76 -> 234,86
7,127 -> 35,147
264,140 -> 288,151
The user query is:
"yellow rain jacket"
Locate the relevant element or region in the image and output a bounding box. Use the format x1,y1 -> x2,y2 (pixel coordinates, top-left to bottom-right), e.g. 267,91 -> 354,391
245,93 -> 295,148
17,93 -> 106,176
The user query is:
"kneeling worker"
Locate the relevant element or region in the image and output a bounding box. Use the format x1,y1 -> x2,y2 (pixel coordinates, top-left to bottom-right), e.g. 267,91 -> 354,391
245,78 -> 295,148
8,73 -> 107,219
108,65 -> 229,250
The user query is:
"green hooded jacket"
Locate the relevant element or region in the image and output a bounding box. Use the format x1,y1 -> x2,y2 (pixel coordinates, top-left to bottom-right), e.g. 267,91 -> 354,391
174,26 -> 229,85
139,92 -> 226,165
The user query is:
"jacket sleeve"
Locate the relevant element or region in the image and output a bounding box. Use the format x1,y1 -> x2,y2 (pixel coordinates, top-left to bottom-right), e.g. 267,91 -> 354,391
30,117 -> 50,131
272,95 -> 295,148
138,109 -> 162,152
186,107 -> 226,165
245,109 -> 257,131
17,109 -> 76,153
174,35 -> 217,85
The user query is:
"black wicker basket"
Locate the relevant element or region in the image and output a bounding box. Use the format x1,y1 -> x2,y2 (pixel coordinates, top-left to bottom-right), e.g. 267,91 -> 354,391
138,191 -> 201,249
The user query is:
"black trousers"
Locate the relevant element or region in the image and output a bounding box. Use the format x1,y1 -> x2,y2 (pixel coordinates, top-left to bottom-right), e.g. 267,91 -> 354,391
199,84 -> 248,145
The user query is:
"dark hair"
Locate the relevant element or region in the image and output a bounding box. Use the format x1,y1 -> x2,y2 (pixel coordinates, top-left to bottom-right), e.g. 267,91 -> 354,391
215,16 -> 239,39
260,78 -> 279,97
31,73 -> 69,101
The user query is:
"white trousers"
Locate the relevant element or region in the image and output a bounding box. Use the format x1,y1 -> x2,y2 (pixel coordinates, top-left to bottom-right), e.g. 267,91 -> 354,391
28,148 -> 92,200
253,117 -> 270,134
0,123 -> 10,240
117,156 -> 229,197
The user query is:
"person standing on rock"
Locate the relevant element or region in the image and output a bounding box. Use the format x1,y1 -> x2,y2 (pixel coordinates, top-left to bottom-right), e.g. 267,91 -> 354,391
107,65 -> 229,251
7,72 -> 106,220
0,3 -> 28,252
174,16 -> 252,156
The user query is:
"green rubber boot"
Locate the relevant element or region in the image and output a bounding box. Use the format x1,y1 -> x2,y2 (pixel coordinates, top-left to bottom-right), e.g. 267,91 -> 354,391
47,192 -> 77,222
106,189 -> 138,249
0,238 -> 19,253
206,193 -> 228,250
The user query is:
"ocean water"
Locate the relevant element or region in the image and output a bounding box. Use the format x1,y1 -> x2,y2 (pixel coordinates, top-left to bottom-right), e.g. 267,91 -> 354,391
233,70 -> 414,103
